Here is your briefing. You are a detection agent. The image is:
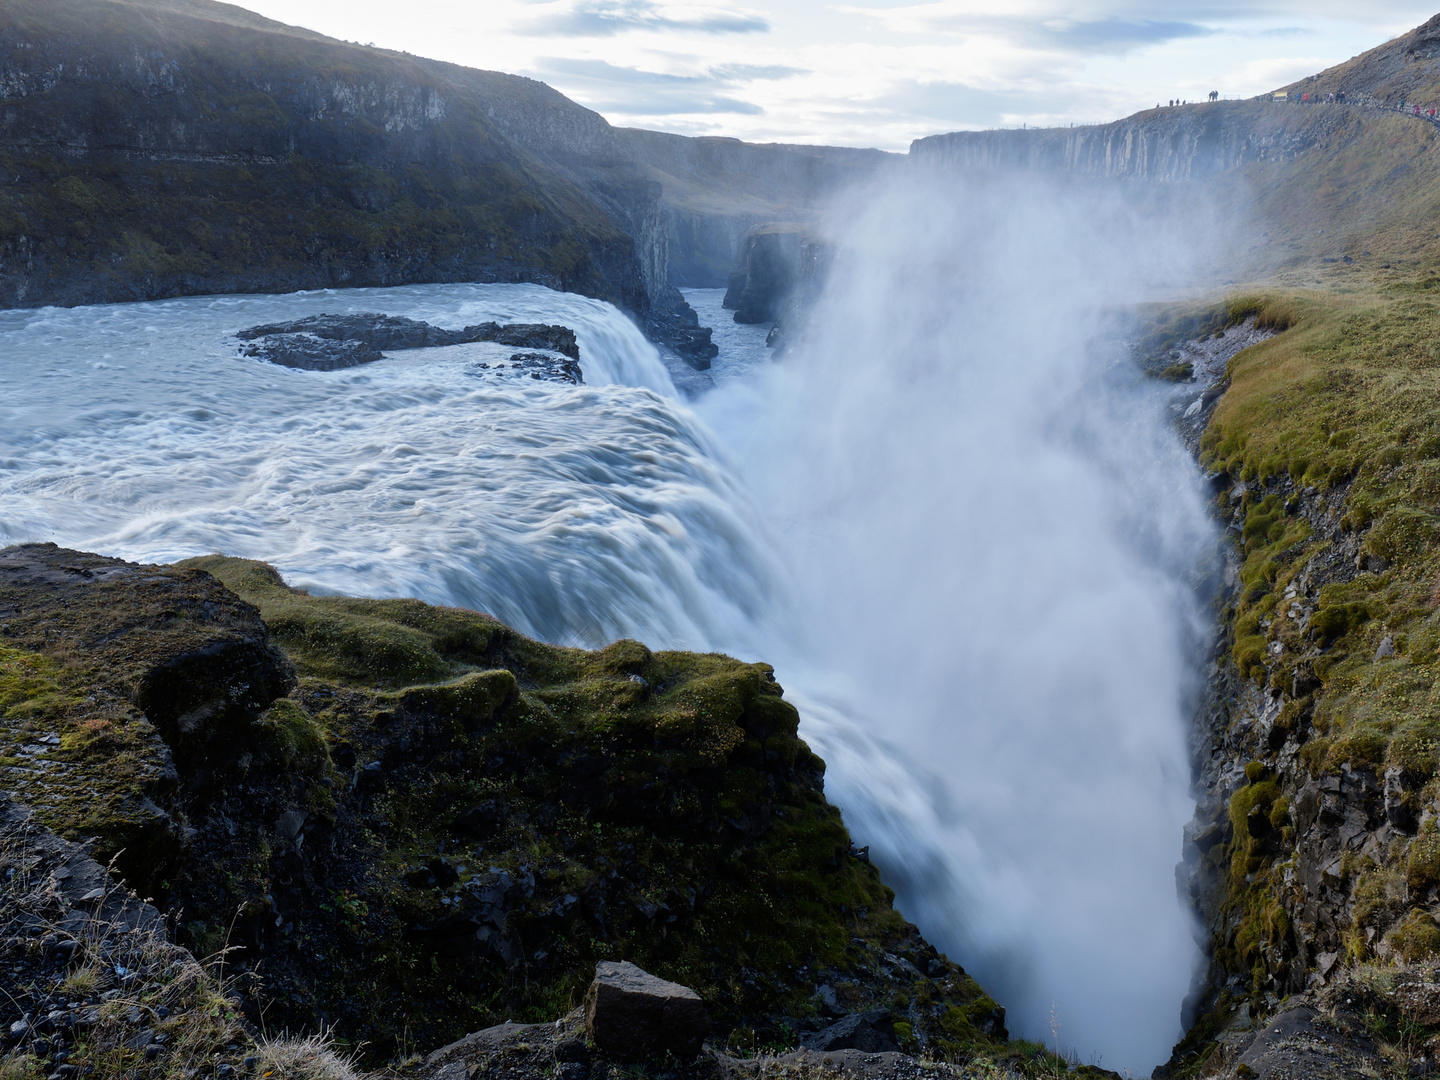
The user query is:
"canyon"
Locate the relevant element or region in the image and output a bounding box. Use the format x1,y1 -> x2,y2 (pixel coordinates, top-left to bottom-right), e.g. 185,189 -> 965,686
9,3 -> 1440,1080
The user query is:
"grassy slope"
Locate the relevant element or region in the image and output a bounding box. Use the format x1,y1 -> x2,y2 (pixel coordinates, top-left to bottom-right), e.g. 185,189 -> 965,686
1152,107 -> 1440,1072
1117,20 -> 1440,1074
1152,271 -> 1440,1076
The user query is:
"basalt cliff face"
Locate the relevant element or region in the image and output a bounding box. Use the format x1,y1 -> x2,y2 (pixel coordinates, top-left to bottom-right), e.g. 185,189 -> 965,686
910,102 -> 1333,184
908,10 -> 1440,185
0,0 -> 651,311
911,13 -> 1440,280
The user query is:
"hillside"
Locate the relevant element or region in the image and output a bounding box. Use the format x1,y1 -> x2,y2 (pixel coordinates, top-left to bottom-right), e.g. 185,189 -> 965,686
0,0 -> 885,369
0,0 -> 650,310
0,542 -> 1024,1073
911,16 -> 1440,283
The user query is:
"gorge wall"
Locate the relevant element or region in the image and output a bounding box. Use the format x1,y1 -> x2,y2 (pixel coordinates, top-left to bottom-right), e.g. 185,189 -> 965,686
0,0 -> 885,367
0,0 -> 646,310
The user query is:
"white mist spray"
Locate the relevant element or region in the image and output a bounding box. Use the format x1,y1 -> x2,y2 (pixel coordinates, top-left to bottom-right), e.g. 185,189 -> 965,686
699,168 -> 1219,1072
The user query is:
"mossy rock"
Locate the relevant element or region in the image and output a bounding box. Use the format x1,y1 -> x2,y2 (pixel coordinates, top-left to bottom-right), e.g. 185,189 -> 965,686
181,555 -> 500,688
1386,909 -> 1440,961
256,699 -> 329,776
3,548 -> 1010,1065
0,543 -> 295,891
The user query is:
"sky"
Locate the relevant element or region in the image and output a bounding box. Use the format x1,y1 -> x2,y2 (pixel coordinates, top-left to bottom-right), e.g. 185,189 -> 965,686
236,0 -> 1440,149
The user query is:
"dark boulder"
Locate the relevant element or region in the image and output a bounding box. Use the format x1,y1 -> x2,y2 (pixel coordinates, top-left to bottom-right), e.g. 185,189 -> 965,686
238,333 -> 384,370
799,1009 -> 900,1054
583,960 -> 708,1060
643,286 -> 717,370
487,323 -> 580,360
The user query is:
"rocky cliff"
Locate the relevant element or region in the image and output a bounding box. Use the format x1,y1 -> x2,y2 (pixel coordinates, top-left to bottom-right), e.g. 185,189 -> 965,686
908,10 -> 1440,185
612,129 -> 890,289
910,101 -> 1333,183
0,542 -> 1020,1070
0,0 -> 885,369
1132,282 -> 1440,1078
0,0 -> 654,311
910,15 -> 1440,280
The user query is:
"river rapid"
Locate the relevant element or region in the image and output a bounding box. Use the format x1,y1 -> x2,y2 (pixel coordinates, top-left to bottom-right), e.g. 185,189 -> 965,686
0,172 -> 1217,1073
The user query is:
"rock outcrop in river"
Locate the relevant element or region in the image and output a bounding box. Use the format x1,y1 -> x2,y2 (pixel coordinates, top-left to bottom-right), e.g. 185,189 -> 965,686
235,312 -> 581,374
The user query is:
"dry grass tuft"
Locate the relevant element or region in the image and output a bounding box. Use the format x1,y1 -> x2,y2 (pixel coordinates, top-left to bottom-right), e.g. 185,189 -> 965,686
0,808 -> 369,1080
252,1032 -> 364,1080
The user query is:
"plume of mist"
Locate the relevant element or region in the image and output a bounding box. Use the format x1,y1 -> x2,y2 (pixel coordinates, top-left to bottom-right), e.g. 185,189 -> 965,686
699,166 -> 1226,1072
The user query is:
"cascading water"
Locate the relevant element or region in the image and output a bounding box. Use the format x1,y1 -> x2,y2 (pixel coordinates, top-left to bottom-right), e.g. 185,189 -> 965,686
0,284 -> 771,647
0,170 -> 1218,1073
697,171 -> 1221,1071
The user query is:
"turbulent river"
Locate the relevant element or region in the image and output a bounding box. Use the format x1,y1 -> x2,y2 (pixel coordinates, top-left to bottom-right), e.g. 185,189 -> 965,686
0,173 -> 1217,1073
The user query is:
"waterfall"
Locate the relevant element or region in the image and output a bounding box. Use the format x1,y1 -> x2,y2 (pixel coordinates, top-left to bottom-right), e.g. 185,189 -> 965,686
697,168 -> 1218,1070
0,169 -> 1218,1071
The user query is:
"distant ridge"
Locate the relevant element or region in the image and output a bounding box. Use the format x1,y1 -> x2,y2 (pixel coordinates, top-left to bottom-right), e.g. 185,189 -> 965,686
910,11 -> 1440,275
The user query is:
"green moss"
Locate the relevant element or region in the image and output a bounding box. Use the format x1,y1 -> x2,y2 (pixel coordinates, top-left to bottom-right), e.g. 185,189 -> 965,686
1387,724 -> 1440,776
1386,909 -> 1440,961
1407,825 -> 1440,889
256,699 -> 329,775
1310,602 -> 1374,646
0,645 -> 81,723
389,670 -> 519,729
148,556 -> 1007,1063
181,555 -> 500,688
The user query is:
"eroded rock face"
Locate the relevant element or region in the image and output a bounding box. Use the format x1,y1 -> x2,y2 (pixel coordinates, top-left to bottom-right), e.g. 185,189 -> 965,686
0,543 -> 294,889
583,961 -> 708,1060
642,286 -> 717,370
723,227 -> 815,326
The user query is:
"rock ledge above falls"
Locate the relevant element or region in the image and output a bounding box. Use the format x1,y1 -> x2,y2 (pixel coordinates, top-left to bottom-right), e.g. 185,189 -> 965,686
0,542 -> 1014,1072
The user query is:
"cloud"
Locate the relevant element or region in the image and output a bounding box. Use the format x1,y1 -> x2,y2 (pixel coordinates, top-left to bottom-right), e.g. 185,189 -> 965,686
518,0 -> 768,37
708,63 -> 808,80
864,80 -> 1041,127
528,57 -> 768,114
843,7 -> 1213,55
1033,18 -> 1213,53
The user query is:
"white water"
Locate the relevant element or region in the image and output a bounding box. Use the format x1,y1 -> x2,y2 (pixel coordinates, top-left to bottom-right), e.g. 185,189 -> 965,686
681,287 -> 774,387
0,175 -> 1216,1073
697,172 -> 1218,1072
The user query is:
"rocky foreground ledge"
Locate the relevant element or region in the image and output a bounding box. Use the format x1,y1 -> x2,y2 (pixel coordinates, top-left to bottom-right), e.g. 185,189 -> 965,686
0,543 -> 1041,1078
